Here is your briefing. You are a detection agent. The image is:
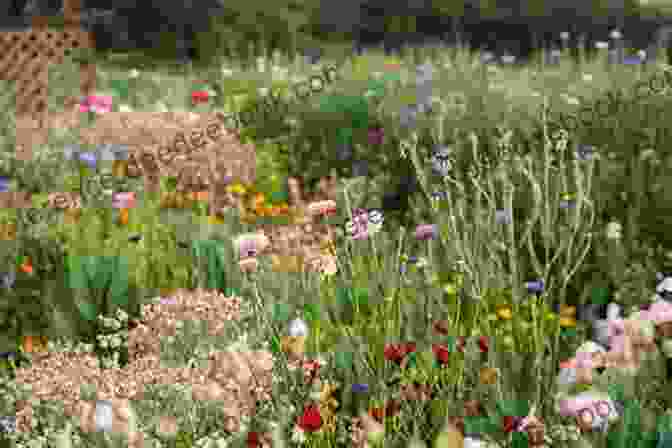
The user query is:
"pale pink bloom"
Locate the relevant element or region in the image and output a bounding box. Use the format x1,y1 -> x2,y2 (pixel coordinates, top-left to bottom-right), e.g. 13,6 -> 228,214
80,95 -> 113,114
644,300 -> 672,325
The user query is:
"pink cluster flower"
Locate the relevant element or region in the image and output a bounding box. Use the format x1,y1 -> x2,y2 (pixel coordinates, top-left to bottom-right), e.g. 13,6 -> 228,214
79,95 -> 113,114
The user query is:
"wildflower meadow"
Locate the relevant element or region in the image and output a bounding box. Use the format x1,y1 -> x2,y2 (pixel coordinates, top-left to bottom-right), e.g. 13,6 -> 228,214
1,33 -> 672,448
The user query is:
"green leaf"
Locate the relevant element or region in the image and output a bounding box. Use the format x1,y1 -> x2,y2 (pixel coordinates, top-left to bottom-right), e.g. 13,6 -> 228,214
272,303 -> 292,323
335,351 -> 353,370
303,303 -> 321,322
591,287 -> 609,304
109,79 -> 129,99
77,301 -> 98,321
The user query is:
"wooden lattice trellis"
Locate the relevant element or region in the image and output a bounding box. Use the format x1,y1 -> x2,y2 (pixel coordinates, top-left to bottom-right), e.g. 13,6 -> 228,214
0,0 -> 96,161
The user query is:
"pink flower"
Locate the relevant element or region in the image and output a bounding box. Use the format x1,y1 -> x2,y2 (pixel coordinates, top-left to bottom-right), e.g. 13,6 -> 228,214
112,192 -> 136,209
644,300 -> 672,325
80,95 -> 113,114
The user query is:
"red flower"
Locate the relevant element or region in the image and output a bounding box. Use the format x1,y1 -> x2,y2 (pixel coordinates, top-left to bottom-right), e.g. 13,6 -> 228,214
297,405 -> 322,432
502,416 -> 523,433
247,431 -> 261,447
384,342 -> 416,364
478,336 -> 489,353
191,90 -> 209,104
432,344 -> 450,365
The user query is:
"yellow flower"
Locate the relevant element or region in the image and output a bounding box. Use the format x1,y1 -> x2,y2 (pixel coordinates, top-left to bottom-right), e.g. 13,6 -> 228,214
497,306 -> 513,320
559,317 -> 577,328
479,367 -> 499,385
226,183 -> 247,195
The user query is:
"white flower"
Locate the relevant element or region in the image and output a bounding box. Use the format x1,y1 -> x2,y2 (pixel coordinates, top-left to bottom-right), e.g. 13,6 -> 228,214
610,29 -> 623,40
258,87 -> 269,97
560,32 -> 570,41
118,104 -> 133,113
595,41 -> 609,50
129,69 -> 140,79
288,318 -> 309,337
637,49 -> 647,60
501,54 -> 516,64
606,221 -> 623,240
582,73 -> 593,82
221,68 -> 234,77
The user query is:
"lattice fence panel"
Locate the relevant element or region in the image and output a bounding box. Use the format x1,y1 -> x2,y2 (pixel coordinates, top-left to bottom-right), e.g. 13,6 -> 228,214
0,5 -> 95,160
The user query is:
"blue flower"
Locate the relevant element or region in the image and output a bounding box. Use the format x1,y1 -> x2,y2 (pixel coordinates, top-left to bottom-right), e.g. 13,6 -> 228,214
0,177 -> 9,193
78,152 -> 98,169
525,279 -> 545,294
352,383 -> 369,393
622,56 -> 642,66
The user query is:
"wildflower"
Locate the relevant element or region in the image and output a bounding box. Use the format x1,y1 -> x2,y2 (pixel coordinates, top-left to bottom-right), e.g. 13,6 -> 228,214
560,32 -> 570,41
118,104 -> 133,113
430,146 -> 453,176
501,54 -> 516,64
431,190 -> 448,201
595,41 -> 609,50
433,344 -> 451,365
497,306 -> 513,320
605,221 -> 623,240
221,68 -> 234,77
19,257 -> 33,275
623,56 -> 642,65
384,342 -> 416,365
637,49 -> 647,61
247,431 -> 261,447
495,209 -> 512,224
191,90 -> 209,104
415,224 -> 438,240
368,126 -> 384,145
112,192 -> 136,209
289,318 -> 309,338
525,279 -> 545,295
0,177 -> 9,192
78,152 -> 98,169
129,69 -> 140,78
80,95 -> 113,114
233,233 -> 269,259
297,404 -> 322,432
478,336 -> 489,353
479,367 -> 499,385
352,383 -> 370,393
559,305 -> 577,328
227,183 -> 248,195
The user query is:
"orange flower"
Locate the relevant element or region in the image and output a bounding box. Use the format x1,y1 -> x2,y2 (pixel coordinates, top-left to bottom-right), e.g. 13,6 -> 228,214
19,258 -> 33,274
118,208 -> 130,226
22,335 -> 47,353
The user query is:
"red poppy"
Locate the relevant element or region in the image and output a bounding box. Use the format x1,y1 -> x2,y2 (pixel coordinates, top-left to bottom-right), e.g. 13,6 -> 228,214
478,336 -> 489,353
383,343 -> 405,363
432,344 -> 450,365
502,416 -> 523,433
297,405 -> 322,432
191,90 -> 209,104
247,431 -> 261,447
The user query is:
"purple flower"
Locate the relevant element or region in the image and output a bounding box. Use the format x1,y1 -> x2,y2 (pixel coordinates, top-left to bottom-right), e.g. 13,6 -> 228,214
525,279 -> 545,294
368,126 -> 384,145
559,199 -> 576,209
352,383 -> 369,393
78,152 -> 98,169
415,224 -> 438,240
0,177 -> 9,193
495,209 -> 512,224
